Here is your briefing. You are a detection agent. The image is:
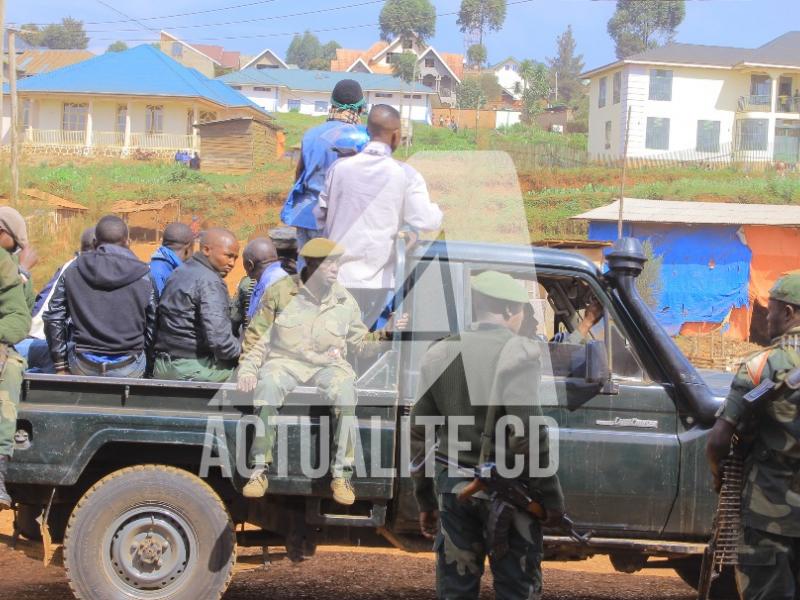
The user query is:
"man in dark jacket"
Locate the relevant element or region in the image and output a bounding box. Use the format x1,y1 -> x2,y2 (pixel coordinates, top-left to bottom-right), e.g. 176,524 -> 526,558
150,222 -> 194,299
44,215 -> 156,378
154,228 -> 241,382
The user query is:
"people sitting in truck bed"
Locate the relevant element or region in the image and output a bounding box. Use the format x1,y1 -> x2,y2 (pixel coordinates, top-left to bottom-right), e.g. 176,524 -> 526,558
0,207 -> 34,508
236,238 -> 399,504
150,222 -> 195,300
154,228 -> 241,382
43,216 -> 156,378
231,237 -> 288,337
16,226 -> 95,374
316,104 -> 443,330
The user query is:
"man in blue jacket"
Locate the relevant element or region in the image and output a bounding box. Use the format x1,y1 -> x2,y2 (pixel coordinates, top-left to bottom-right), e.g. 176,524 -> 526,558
281,79 -> 368,268
150,222 -> 195,299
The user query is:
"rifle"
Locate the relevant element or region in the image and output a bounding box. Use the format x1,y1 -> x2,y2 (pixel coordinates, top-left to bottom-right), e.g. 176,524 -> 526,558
410,449 -> 592,557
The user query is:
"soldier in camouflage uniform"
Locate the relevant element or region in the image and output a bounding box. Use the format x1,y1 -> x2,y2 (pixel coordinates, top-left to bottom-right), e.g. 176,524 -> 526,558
0,208 -> 34,508
708,272 -> 800,600
411,271 -> 564,600
237,238 -> 391,504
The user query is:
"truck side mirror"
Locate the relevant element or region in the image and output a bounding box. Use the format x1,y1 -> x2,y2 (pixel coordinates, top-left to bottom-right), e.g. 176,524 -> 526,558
585,340 -> 610,385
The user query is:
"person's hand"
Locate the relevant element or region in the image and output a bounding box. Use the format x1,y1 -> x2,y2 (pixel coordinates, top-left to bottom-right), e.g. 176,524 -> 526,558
543,508 -> 565,529
18,245 -> 38,272
55,369 -> 69,376
389,312 -> 409,332
577,297 -> 604,336
419,509 -> 439,540
399,230 -> 419,247
237,372 -> 258,393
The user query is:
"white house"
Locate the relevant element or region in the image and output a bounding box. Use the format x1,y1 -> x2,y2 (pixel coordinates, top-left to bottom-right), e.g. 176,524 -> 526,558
490,57 -> 524,99
2,45 -> 268,156
220,69 -> 436,123
583,32 -> 800,163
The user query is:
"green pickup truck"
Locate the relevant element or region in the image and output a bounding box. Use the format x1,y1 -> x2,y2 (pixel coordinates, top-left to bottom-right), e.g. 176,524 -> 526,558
6,237 -> 734,600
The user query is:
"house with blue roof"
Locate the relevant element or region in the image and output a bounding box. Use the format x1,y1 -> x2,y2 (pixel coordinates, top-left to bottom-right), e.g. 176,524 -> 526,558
4,44 -> 268,156
219,68 -> 438,123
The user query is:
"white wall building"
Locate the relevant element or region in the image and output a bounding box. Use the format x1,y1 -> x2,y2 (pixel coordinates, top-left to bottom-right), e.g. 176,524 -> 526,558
583,32 -> 800,163
490,57 -> 524,100
221,69 -> 436,123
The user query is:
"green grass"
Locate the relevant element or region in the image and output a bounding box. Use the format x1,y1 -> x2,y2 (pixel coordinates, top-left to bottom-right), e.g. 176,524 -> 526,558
273,112 -> 327,148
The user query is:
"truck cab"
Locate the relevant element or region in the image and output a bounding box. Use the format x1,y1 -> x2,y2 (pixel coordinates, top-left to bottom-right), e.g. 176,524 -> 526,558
7,237 -> 730,599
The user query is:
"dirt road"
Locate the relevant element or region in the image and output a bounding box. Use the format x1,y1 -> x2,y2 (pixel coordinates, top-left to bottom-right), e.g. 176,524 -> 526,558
0,513 -> 697,600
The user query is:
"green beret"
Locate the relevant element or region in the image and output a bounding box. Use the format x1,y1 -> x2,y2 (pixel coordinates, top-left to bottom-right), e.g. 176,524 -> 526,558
471,271 -> 529,303
770,272 -> 800,306
299,237 -> 346,259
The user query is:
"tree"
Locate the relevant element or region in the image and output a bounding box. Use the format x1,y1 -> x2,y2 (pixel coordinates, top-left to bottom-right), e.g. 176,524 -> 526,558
106,41 -> 128,53
607,0 -> 685,59
519,60 -> 550,121
466,44 -> 487,69
636,240 -> 663,309
287,32 -> 340,70
457,76 -> 488,110
379,0 -> 436,42
392,52 -> 418,83
25,17 -> 89,49
457,0 -> 506,67
546,25 -> 585,105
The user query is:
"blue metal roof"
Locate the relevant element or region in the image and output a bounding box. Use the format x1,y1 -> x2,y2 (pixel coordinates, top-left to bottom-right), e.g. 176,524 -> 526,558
8,45 -> 265,112
219,68 -> 434,94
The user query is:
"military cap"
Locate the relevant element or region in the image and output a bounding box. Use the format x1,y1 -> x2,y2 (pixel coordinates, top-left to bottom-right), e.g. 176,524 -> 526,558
299,237 -> 346,259
268,226 -> 298,251
0,206 -> 28,249
471,271 -> 529,303
770,272 -> 800,306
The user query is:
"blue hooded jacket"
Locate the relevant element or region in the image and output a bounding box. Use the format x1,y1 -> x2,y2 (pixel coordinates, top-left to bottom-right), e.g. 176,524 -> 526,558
150,246 -> 183,299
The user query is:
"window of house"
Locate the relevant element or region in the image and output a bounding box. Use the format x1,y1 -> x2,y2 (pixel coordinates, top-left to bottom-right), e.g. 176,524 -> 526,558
145,105 -> 164,134
231,85 -> 242,90
62,103 -> 88,131
21,99 -> 31,129
598,77 -> 607,108
375,92 -> 393,98
649,69 -> 673,101
412,94 -> 422,99
199,111 -> 217,124
253,86 -> 272,92
739,118 -> 769,151
696,120 -> 721,152
645,117 -> 670,150
425,58 -> 435,68
604,121 -> 612,150
750,74 -> 772,106
314,101 -> 329,113
613,72 -> 621,104
115,105 -> 127,133
256,64 -> 279,70
386,53 -> 397,64
288,99 -> 301,111
171,42 -> 182,58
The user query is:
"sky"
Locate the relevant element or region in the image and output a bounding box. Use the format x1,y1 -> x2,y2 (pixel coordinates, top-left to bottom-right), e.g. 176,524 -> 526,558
7,0 -> 797,71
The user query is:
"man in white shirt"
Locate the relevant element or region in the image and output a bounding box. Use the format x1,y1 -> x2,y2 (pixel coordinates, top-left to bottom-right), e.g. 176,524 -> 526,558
316,104 -> 443,328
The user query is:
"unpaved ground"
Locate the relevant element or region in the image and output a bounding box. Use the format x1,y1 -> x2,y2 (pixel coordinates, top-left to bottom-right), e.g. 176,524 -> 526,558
0,513 -> 696,600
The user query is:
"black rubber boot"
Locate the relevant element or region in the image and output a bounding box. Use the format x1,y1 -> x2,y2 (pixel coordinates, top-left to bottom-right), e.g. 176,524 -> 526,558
0,455 -> 11,509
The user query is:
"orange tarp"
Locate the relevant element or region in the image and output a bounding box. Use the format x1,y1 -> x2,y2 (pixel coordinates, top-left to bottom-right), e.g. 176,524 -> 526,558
742,225 -> 800,307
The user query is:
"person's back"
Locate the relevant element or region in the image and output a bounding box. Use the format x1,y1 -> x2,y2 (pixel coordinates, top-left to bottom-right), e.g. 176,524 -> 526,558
44,216 -> 155,378
154,228 -> 241,382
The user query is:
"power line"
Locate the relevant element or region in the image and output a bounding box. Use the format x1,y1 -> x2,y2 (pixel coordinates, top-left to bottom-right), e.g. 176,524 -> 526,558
17,0 -> 283,27
94,0 -> 157,34
81,0 -> 387,34
85,0 -> 538,44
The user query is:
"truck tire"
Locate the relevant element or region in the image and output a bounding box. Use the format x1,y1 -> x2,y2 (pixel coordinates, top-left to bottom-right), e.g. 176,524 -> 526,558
63,465 -> 236,600
673,557 -> 738,599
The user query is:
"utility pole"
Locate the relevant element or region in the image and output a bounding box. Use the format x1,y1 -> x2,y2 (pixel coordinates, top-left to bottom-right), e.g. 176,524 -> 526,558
0,0 -> 5,155
8,28 -> 17,204
554,71 -> 558,103
617,105 -> 632,239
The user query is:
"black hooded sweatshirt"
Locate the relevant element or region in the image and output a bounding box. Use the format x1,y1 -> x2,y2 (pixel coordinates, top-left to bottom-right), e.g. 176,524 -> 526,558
43,244 -> 156,370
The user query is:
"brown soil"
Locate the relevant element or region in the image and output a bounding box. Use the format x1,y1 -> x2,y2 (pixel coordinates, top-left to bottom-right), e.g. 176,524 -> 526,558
0,512 -> 696,599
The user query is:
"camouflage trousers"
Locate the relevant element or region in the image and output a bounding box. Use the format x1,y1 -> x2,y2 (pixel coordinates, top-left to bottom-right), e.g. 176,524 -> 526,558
435,491 -> 543,600
248,359 -> 357,480
737,526 -> 800,600
0,350 -> 25,457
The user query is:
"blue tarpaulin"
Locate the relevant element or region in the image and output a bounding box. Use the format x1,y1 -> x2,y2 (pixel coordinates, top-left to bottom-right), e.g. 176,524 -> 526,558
589,222 -> 751,335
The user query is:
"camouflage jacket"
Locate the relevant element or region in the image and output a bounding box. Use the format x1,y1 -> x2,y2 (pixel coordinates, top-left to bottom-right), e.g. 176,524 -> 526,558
230,275 -> 254,337
0,248 -> 32,346
718,326 -> 800,536
237,276 -> 385,378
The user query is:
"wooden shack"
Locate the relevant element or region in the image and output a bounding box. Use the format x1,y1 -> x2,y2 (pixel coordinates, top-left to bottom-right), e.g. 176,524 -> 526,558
196,116 -> 282,174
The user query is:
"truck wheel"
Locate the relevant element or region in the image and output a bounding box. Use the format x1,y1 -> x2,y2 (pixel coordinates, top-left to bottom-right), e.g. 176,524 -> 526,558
673,557 -> 738,599
63,465 -> 236,600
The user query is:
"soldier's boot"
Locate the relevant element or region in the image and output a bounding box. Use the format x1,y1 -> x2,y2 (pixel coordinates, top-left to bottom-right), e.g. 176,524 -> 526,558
242,468 -> 269,499
0,455 -> 11,509
330,477 -> 355,506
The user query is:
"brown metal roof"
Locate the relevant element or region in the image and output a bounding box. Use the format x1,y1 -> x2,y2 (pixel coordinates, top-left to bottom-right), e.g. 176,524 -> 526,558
22,188 -> 88,211
111,199 -> 177,214
572,198 -> 800,226
17,50 -> 94,76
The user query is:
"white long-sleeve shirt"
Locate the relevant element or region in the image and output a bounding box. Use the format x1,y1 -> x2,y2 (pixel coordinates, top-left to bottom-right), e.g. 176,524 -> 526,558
317,141 -> 443,289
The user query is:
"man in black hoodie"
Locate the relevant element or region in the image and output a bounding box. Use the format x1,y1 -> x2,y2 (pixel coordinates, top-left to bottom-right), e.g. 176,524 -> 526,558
44,216 -> 156,378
